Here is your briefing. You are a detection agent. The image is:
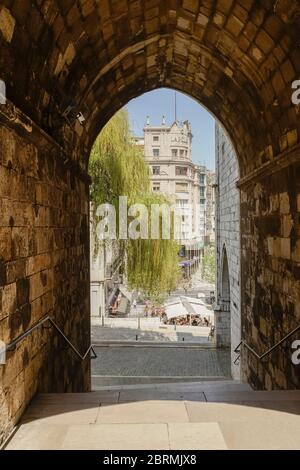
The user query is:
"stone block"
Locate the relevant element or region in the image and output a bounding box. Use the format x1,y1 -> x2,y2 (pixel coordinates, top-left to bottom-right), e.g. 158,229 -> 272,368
1,283 -> 17,320
0,228 -> 12,261
280,238 -> 290,260
11,228 -> 29,260
0,6 -> 16,43
29,269 -> 53,302
281,214 -> 293,238
279,193 -> 290,215
292,240 -> 300,263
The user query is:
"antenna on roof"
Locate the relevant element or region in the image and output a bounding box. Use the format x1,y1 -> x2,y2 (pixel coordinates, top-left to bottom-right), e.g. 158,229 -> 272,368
174,91 -> 177,123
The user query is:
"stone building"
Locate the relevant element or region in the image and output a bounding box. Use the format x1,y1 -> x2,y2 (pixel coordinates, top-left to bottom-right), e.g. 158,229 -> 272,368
90,235 -> 122,322
214,124 -> 241,380
136,118 -> 202,255
198,166 -> 216,246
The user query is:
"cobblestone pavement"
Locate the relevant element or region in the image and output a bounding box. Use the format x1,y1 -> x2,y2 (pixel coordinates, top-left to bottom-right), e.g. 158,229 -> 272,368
92,347 -> 231,378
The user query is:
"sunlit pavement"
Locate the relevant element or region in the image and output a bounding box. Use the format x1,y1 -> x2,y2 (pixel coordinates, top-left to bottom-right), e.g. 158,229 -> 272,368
5,382 -> 300,450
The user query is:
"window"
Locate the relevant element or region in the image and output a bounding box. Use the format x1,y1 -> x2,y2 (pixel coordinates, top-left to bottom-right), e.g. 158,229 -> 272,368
176,166 -> 188,176
180,149 -> 185,158
178,199 -> 188,208
153,182 -> 160,192
153,136 -> 159,142
176,182 -> 188,193
200,187 -> 205,198
172,149 -> 178,158
152,166 -> 160,175
199,174 -> 205,185
200,198 -> 206,205
153,148 -> 160,157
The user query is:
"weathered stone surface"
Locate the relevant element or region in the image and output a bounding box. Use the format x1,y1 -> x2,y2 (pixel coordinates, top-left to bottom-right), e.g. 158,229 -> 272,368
0,109 -> 90,445
240,160 -> 300,391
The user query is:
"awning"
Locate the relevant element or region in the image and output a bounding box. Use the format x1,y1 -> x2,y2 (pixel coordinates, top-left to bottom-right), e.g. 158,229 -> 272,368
164,296 -> 214,321
163,300 -> 189,319
182,297 -> 214,320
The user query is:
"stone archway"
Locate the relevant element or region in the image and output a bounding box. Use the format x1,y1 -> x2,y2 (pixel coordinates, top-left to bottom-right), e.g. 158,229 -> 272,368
215,245 -> 231,351
1,0 -> 300,444
221,247 -> 230,304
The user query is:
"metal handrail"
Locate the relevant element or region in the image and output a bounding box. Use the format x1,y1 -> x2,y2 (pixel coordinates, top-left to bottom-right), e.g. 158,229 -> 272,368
5,315 -> 97,360
234,324 -> 300,364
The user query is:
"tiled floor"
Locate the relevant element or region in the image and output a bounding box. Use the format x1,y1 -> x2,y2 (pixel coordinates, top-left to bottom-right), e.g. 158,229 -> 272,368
5,384 -> 300,450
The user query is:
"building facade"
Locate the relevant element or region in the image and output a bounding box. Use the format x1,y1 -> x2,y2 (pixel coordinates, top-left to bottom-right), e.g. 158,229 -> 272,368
197,166 -> 216,246
90,217 -> 123,322
136,118 -> 203,256
214,123 -> 241,379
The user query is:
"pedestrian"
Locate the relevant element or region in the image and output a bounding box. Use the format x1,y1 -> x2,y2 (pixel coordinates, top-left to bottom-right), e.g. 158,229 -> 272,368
132,299 -> 137,310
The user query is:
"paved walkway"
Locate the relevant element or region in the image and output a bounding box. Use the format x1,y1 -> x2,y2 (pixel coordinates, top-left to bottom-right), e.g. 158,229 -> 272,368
91,323 -> 211,343
91,346 -> 230,378
6,383 -> 300,450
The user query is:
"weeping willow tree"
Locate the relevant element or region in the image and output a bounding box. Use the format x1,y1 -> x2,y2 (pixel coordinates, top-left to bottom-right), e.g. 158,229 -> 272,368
89,109 -> 149,209
202,246 -> 216,284
89,109 -> 180,299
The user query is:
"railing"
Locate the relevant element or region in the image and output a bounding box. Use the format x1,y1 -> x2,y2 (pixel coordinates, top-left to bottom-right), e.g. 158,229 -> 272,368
5,315 -> 97,360
234,324 -> 300,365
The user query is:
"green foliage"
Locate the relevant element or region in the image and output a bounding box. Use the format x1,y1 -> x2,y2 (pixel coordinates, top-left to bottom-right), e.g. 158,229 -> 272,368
89,109 -> 149,209
89,109 -> 180,297
202,246 -> 216,284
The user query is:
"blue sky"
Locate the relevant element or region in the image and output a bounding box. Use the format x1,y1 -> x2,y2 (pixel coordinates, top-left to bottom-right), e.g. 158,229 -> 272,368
126,88 -> 216,170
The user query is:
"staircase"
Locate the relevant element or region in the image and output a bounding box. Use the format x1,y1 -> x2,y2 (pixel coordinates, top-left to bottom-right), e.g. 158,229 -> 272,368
4,380 -> 300,450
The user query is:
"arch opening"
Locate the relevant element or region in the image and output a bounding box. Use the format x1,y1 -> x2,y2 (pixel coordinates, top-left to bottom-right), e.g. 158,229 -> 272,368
215,245 -> 232,350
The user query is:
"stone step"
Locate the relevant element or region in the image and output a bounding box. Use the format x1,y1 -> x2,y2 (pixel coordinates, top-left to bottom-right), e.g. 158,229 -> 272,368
6,385 -> 300,450
91,379 -> 252,392
92,340 -> 213,347
91,374 -> 231,388
12,389 -> 300,415
19,381 -> 258,416
204,390 -> 300,402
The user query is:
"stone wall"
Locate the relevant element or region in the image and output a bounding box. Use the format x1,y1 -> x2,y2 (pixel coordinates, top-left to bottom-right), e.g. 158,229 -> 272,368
215,124 -> 241,380
0,103 -> 91,445
240,156 -> 300,390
